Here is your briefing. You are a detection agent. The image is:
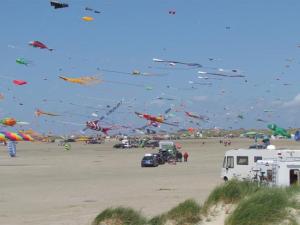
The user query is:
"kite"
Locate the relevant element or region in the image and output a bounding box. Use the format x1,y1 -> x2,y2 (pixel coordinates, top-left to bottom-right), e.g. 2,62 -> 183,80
84,120 -> 111,135
0,118 -> 17,126
59,76 -> 100,85
267,124 -> 291,138
29,41 -> 53,51
135,112 -> 178,127
99,68 -> 165,77
156,97 -> 176,101
168,10 -> 176,15
185,112 -> 209,121
35,109 -> 60,117
237,114 -> 244,119
198,76 -> 222,80
188,81 -> 212,86
263,109 -> 273,113
0,131 -> 34,141
257,118 -> 267,123
198,70 -> 245,78
16,57 -> 31,66
153,58 -> 202,68
99,100 -> 122,121
82,16 -> 94,21
145,86 -> 153,91
85,7 -> 100,13
50,1 -> 68,9
165,108 -> 172,114
13,80 -> 27,85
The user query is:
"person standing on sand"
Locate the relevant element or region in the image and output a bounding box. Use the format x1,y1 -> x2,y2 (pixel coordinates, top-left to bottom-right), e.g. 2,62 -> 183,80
183,152 -> 189,162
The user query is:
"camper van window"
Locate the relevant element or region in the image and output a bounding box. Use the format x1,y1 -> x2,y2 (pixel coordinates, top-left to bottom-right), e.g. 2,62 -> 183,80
237,156 -> 248,165
227,156 -> 234,168
223,157 -> 226,168
254,156 -> 262,162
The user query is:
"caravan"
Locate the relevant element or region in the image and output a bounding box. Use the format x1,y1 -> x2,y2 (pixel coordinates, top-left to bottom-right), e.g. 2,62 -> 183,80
254,158 -> 300,186
221,146 -> 300,183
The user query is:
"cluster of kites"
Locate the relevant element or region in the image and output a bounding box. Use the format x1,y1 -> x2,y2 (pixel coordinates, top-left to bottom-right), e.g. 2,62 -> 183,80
3,0 -> 300,140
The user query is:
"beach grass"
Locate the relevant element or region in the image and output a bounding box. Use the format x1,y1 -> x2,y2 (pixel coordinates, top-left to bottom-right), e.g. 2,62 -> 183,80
202,180 -> 259,214
226,188 -> 293,225
92,207 -> 147,225
148,199 -> 201,225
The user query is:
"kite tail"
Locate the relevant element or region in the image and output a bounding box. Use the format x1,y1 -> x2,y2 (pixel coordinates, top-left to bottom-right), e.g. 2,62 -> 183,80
48,48 -> 54,51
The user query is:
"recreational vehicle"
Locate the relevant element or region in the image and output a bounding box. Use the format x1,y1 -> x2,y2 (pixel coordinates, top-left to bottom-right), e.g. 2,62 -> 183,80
221,146 -> 300,182
254,158 -> 300,186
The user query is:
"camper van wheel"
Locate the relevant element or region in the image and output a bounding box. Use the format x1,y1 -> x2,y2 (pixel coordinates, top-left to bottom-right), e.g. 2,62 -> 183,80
223,177 -> 228,182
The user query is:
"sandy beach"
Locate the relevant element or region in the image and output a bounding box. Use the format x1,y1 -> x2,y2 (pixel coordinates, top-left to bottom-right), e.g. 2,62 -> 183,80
0,138 -> 298,225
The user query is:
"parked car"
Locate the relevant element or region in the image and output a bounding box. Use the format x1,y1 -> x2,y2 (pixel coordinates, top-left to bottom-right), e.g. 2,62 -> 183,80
113,143 -> 125,149
145,140 -> 159,148
141,154 -> 159,167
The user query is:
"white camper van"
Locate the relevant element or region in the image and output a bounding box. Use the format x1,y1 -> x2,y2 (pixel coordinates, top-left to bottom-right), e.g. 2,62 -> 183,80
221,146 -> 300,181
254,158 -> 300,187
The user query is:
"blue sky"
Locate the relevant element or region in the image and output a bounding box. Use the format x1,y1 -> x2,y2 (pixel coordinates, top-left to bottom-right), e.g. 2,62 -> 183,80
1,0 -> 300,134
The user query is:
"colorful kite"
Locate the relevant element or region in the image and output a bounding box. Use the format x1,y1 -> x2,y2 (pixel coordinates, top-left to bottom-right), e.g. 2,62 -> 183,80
29,41 -> 53,51
59,76 -> 100,85
16,57 -> 31,66
135,112 -> 178,127
84,120 -> 112,135
13,80 -> 27,85
0,131 -> 34,141
185,112 -> 209,121
35,109 -> 60,117
82,16 -> 94,21
0,118 -> 17,126
268,124 -> 291,138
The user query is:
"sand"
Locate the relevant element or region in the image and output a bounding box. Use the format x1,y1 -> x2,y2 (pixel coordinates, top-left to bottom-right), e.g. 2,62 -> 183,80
0,138 -> 297,225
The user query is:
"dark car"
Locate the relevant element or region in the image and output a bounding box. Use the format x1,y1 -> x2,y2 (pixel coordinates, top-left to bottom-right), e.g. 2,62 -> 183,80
152,153 -> 165,165
145,140 -> 159,148
141,155 -> 159,167
249,144 -> 265,149
113,143 -> 125,149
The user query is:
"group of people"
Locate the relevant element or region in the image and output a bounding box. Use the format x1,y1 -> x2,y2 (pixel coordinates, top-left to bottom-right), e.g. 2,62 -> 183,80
220,139 -> 232,146
175,151 -> 189,162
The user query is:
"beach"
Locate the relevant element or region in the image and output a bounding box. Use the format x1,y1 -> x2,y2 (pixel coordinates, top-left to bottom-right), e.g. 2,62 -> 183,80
0,138 -> 298,225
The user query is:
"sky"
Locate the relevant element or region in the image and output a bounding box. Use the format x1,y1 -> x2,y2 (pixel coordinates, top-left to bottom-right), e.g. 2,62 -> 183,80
1,0 -> 300,135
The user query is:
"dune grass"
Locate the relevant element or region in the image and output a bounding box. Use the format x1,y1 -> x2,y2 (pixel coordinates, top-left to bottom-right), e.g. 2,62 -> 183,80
92,182 -> 300,225
226,188 -> 294,225
148,199 -> 201,225
202,180 -> 259,214
92,207 -> 147,225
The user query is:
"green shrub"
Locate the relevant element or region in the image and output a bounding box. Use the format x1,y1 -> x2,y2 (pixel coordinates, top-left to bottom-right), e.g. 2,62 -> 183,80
92,207 -> 147,225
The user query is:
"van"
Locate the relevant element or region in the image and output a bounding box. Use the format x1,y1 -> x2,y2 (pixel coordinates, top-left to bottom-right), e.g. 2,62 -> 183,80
254,158 -> 300,186
221,147 -> 300,181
